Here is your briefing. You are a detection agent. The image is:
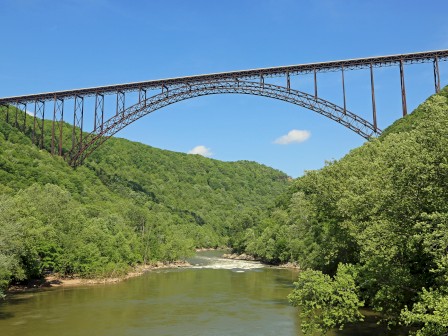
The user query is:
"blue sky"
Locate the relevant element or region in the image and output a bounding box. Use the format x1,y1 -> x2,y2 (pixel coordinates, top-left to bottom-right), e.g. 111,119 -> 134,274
1,0 -> 447,177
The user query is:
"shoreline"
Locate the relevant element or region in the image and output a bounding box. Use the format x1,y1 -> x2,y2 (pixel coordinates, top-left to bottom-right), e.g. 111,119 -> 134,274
6,251 -> 299,294
7,260 -> 191,293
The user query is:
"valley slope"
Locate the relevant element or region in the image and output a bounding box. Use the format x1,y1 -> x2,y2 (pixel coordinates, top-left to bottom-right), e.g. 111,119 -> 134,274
0,108 -> 289,295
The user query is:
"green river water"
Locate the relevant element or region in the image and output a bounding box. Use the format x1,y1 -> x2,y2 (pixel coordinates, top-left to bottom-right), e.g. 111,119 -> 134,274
0,251 -> 394,335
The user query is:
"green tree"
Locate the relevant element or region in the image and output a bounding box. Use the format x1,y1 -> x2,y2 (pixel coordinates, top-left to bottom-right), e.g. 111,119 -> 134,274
401,289 -> 448,336
288,263 -> 364,335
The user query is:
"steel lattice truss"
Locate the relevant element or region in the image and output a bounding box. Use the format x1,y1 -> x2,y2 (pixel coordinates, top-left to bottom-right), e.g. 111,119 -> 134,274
67,80 -> 379,166
0,49 -> 446,166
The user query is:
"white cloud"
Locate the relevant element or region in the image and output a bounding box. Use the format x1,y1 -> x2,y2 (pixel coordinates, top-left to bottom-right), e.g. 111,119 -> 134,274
188,145 -> 213,157
274,129 -> 311,145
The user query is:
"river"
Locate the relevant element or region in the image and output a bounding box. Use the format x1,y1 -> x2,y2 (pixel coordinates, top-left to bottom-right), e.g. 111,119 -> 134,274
0,250 -> 395,335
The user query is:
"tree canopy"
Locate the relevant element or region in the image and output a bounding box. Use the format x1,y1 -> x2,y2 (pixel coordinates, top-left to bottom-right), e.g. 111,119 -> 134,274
231,86 -> 448,335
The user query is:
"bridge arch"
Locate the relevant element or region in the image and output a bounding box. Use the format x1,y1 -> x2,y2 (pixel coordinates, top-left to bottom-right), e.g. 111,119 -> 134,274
67,80 -> 381,166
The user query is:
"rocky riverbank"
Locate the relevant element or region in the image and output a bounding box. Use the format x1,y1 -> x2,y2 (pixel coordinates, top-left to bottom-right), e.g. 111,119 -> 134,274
7,260 -> 191,293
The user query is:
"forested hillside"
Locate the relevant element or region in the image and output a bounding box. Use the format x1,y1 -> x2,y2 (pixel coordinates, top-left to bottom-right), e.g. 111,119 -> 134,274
0,107 -> 289,297
88,138 -> 289,241
232,86 -> 448,335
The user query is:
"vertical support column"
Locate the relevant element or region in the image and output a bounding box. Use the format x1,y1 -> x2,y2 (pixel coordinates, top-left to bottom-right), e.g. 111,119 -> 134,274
33,102 -> 37,144
52,97 -> 64,156
433,56 -> 441,93
138,88 -> 147,107
33,100 -> 45,149
94,93 -> 104,132
16,102 -> 27,132
260,74 -> 264,89
39,102 -> 45,149
72,95 -> 84,152
341,65 -> 347,114
399,59 -> 407,117
116,91 -> 125,116
314,68 -> 318,99
370,63 -> 377,133
286,72 -> 290,92
5,104 -> 9,124
51,97 -> 57,155
14,102 -> 25,129
14,101 -> 19,127
57,99 -> 64,156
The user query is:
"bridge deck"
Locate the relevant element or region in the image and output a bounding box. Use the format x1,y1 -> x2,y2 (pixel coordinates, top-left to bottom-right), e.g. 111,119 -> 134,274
1,49 -> 447,104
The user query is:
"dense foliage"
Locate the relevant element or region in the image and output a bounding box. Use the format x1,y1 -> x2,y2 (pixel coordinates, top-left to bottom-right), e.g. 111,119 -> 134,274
233,87 -> 448,335
287,263 -> 364,334
0,107 -> 289,297
88,137 -> 289,244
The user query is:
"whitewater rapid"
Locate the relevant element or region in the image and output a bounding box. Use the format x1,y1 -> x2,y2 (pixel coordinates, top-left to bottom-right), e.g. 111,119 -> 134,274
190,255 -> 264,271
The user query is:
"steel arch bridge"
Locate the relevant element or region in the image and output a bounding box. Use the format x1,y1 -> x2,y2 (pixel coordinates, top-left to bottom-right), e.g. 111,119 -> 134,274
69,81 -> 380,166
0,49 -> 447,167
